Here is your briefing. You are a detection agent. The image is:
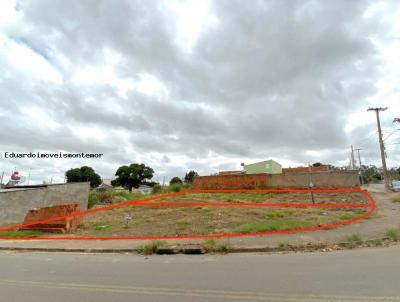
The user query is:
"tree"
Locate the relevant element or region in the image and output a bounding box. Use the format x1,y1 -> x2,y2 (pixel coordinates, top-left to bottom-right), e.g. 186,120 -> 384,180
389,167 -> 400,181
361,165 -> 383,184
312,162 -> 323,167
170,177 -> 183,185
113,163 -> 154,192
65,166 -> 101,189
184,170 -> 199,183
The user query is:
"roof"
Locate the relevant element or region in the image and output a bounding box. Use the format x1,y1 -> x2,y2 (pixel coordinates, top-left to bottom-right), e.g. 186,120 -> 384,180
96,183 -> 113,189
244,159 -> 281,167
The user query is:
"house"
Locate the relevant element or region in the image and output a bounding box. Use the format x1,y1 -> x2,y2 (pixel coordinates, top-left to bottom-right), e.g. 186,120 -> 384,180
100,178 -> 127,192
131,185 -> 153,195
243,159 -> 282,174
95,182 -> 113,192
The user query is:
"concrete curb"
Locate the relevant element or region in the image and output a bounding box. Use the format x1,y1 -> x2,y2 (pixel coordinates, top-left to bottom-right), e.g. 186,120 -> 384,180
0,247 -> 137,253
0,237 -> 395,255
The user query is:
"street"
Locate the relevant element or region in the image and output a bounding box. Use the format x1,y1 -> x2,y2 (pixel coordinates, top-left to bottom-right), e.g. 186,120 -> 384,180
1,246 -> 400,301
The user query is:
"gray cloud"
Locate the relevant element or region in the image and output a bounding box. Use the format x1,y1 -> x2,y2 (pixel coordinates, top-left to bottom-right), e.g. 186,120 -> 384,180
0,0 -> 399,184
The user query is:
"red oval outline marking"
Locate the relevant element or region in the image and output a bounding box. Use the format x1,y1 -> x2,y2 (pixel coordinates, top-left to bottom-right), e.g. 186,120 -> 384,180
0,188 -> 376,241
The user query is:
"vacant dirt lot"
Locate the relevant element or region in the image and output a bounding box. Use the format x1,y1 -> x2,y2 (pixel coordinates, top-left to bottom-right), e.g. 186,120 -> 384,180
46,191 -> 370,238
157,192 -> 369,205
0,191 -> 371,239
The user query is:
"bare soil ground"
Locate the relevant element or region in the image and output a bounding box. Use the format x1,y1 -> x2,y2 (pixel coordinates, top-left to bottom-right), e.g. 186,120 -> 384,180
157,192 -> 369,204
65,206 -> 366,237
41,191 -> 369,238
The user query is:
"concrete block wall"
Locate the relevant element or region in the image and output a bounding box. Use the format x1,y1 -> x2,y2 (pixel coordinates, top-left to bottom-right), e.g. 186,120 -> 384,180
0,182 -> 90,225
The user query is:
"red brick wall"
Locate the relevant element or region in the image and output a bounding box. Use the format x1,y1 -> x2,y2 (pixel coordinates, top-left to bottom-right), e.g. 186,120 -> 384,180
193,174 -> 268,189
193,170 -> 358,189
22,204 -> 82,231
268,171 -> 360,188
218,170 -> 244,175
282,165 -> 329,173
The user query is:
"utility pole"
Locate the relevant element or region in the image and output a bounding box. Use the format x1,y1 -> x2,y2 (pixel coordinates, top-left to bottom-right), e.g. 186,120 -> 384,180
368,107 -> 390,192
350,145 -> 356,169
354,148 -> 363,185
355,148 -> 362,168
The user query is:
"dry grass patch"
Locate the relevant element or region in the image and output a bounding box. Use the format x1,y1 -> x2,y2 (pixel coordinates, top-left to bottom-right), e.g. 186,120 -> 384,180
389,193 -> 400,203
62,204 -> 368,238
158,192 -> 369,205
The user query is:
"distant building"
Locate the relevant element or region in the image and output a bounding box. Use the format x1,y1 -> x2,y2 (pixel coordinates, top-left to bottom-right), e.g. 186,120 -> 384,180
243,160 -> 282,174
131,185 -> 153,195
101,179 -> 113,186
95,183 -> 113,192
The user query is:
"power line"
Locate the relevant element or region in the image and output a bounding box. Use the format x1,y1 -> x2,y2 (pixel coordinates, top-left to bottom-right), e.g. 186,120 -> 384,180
383,129 -> 400,141
353,131 -> 378,149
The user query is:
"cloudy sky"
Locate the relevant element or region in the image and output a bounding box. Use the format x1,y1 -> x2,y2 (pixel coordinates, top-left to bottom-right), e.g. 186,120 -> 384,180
0,0 -> 399,184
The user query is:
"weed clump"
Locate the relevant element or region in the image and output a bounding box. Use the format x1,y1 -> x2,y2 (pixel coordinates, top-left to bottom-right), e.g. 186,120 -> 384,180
386,229 -> 400,242
201,239 -> 230,253
137,241 -> 166,255
347,233 -> 363,248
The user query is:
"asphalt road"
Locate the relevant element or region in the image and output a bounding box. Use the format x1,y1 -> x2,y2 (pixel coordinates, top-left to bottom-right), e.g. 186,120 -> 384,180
1,246 -> 400,302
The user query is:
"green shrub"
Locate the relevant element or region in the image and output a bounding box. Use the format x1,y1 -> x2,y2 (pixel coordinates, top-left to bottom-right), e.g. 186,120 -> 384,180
171,184 -> 182,192
88,191 -> 98,208
152,184 -> 162,194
